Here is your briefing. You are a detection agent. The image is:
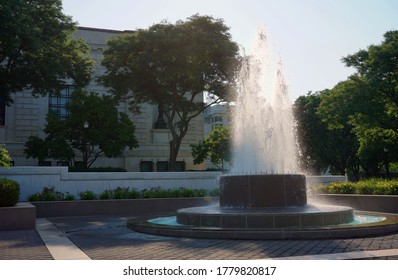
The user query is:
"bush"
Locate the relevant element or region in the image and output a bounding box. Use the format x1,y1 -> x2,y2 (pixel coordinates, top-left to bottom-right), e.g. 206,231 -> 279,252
0,179 -> 20,207
99,187 -> 141,199
312,179 -> 398,195
28,187 -> 74,201
206,188 -> 220,197
79,191 -> 97,200
27,186 -> 218,201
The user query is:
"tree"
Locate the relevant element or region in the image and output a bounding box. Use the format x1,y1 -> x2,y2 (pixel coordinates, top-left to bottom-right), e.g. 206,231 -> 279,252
0,0 -> 92,104
190,125 -> 231,170
101,15 -> 240,170
0,145 -> 12,168
340,30 -> 398,177
294,92 -> 330,174
316,82 -> 362,178
294,90 -> 360,177
24,89 -> 139,169
342,30 -> 398,109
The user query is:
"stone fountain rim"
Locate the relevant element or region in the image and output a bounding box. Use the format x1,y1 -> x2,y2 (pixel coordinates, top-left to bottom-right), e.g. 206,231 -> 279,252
220,173 -> 306,177
127,211 -> 398,240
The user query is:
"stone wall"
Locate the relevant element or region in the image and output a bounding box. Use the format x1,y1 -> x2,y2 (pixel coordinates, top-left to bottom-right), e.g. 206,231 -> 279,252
0,167 -> 222,201
0,167 -> 346,202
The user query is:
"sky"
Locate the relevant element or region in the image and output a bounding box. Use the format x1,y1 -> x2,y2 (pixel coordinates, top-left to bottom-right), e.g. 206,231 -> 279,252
62,0 -> 398,101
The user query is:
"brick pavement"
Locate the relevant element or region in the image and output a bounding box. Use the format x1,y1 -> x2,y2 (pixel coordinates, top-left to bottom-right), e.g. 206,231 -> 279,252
0,229 -> 53,260
1,215 -> 398,260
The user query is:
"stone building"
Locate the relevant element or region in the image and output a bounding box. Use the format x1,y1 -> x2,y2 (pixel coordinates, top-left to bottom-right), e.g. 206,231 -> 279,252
204,103 -> 232,136
0,27 -> 204,171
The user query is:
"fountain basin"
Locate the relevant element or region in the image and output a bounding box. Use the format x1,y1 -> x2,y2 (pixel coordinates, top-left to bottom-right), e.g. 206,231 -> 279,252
176,204 -> 354,228
127,211 -> 398,240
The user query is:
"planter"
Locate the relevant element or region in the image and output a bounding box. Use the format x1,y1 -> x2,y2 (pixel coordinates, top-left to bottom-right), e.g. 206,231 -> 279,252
313,194 -> 398,213
32,197 -> 219,218
0,202 -> 36,230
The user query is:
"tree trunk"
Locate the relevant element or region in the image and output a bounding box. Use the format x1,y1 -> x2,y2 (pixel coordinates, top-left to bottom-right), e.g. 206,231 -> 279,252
385,160 -> 390,179
169,138 -> 182,171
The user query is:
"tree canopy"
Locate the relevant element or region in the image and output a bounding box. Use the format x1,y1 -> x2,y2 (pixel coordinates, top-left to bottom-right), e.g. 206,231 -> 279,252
101,15 -> 240,170
24,89 -> 139,169
295,30 -> 398,178
190,125 -> 231,170
294,91 -> 360,176
0,0 -> 92,104
0,145 -> 12,168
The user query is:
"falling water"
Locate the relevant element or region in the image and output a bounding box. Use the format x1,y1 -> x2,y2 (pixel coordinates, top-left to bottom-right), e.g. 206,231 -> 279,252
231,28 -> 298,174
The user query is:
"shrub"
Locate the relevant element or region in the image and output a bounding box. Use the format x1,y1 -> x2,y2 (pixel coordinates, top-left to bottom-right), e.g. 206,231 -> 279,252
0,179 -> 20,207
28,192 -> 43,202
99,189 -> 113,200
28,187 -> 74,201
141,187 -> 166,198
64,192 -> 75,200
113,187 -> 133,199
99,187 -> 141,199
320,182 -> 354,194
206,188 -> 220,197
312,179 -> 398,195
79,191 -> 97,200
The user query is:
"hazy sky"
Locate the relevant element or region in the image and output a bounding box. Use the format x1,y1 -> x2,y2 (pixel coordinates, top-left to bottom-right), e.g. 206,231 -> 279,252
62,0 -> 398,101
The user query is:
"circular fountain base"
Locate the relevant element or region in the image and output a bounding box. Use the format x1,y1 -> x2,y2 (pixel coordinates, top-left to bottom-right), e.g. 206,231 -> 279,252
127,211 -> 398,240
127,174 -> 398,239
176,204 -> 354,228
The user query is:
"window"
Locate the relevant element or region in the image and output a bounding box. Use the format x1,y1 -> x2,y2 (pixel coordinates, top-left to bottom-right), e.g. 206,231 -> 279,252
49,86 -> 74,119
213,116 -> 223,123
140,160 -> 154,172
156,161 -> 169,172
0,96 -> 5,125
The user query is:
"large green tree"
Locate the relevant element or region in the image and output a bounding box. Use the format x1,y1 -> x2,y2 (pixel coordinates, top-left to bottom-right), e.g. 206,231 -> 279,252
0,0 -> 92,104
342,31 -> 398,177
294,91 -> 360,176
294,92 -> 330,174
101,15 -> 240,170
317,31 -> 398,177
24,89 -> 139,169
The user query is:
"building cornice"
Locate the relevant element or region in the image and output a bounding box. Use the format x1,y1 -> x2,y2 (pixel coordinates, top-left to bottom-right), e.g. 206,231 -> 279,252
77,26 -> 134,34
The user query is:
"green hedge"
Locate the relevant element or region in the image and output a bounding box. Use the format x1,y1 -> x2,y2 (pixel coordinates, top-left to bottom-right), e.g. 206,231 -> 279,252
29,186 -> 219,201
28,187 -> 75,201
312,179 -> 398,195
0,179 -> 20,207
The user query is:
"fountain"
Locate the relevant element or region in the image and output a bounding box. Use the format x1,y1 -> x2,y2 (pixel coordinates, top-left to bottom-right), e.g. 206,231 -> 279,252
128,28 -> 398,239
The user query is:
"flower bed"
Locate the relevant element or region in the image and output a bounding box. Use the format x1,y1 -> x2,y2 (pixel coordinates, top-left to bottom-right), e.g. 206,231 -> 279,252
32,197 -> 219,218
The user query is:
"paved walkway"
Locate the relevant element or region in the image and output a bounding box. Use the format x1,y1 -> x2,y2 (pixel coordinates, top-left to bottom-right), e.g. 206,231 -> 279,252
1,215 -> 398,260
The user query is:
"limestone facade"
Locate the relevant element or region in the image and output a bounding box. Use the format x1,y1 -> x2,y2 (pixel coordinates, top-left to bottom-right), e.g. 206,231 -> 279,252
0,27 -> 204,171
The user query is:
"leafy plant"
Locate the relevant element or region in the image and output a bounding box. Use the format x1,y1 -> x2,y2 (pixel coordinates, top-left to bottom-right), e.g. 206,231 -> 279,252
206,188 -> 220,197
312,179 -> 398,195
0,179 -> 20,207
79,191 -> 97,200
0,145 -> 12,168
28,187 -> 71,201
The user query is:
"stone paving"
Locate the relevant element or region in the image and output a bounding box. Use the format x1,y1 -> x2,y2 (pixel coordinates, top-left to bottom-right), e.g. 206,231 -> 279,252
1,215 -> 398,260
0,229 -> 53,260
